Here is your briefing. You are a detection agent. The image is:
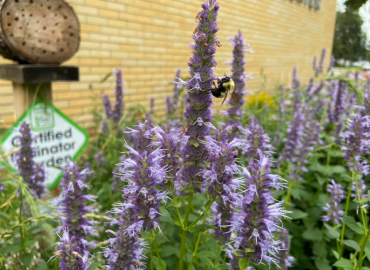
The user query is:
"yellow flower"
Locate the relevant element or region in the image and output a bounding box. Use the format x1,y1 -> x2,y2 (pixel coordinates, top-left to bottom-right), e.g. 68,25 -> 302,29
246,92 -> 274,108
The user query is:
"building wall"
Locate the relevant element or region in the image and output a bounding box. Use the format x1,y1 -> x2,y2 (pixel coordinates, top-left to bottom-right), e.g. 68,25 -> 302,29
0,0 -> 337,130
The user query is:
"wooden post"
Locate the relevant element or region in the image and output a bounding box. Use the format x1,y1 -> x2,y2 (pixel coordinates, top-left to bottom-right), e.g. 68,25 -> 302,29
13,82 -> 52,119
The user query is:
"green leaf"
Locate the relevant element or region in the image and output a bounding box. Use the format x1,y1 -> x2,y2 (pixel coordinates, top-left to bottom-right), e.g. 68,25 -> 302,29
290,209 -> 308,219
315,259 -> 332,270
238,257 -> 250,269
188,224 -> 213,234
20,253 -> 33,267
185,238 -> 193,253
36,261 -> 47,270
191,140 -> 200,148
161,245 -> 179,258
324,224 -> 340,239
155,234 -> 169,245
365,247 -> 370,262
343,239 -> 361,252
333,259 -> 353,269
151,256 -> 166,270
90,262 -> 99,270
199,257 -> 214,267
332,250 -> 339,260
217,264 -> 231,269
196,250 -> 215,258
344,216 -> 364,235
361,267 -> 370,270
302,228 -> 323,241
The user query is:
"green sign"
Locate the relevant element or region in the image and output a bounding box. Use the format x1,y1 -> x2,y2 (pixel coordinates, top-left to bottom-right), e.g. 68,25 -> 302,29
1,102 -> 89,189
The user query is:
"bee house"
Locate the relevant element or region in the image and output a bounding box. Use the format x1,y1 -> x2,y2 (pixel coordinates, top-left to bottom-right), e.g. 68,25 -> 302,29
0,0 -> 80,64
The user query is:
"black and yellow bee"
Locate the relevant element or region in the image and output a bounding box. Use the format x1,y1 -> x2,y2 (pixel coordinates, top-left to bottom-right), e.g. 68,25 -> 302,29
211,75 -> 235,104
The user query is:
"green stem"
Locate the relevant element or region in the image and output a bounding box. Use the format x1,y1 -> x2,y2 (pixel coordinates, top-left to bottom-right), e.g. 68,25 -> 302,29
188,198 -> 216,270
285,181 -> 294,207
152,231 -> 165,269
214,245 -> 222,267
187,231 -> 202,270
357,225 -> 370,269
339,174 -> 355,259
179,191 -> 194,270
18,193 -> 25,252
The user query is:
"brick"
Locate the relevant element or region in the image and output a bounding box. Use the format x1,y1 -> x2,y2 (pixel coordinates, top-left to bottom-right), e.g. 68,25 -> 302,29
0,0 -> 336,132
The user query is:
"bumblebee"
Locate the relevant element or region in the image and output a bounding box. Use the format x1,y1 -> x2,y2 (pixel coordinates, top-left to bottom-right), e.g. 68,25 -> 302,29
211,75 -> 235,104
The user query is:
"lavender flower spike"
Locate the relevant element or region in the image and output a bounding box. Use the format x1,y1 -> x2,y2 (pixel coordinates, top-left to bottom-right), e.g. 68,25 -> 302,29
341,112 -> 370,175
231,154 -> 287,266
174,0 -> 220,189
278,228 -> 294,270
226,30 -> 249,134
106,142 -> 167,269
202,126 -> 242,243
102,94 -> 113,120
15,121 -> 45,198
58,161 -> 95,252
113,69 -> 124,123
56,230 -> 90,270
242,116 -> 272,164
105,202 -> 145,270
322,179 -> 345,225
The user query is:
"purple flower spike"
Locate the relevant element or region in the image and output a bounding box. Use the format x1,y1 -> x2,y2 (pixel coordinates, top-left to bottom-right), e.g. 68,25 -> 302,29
231,154 -> 287,267
152,125 -> 181,183
242,116 -> 272,164
102,94 -> 113,120
342,112 -> 370,174
56,230 -> 90,270
203,126 -> 242,243
105,203 -> 145,270
277,106 -> 304,167
278,228 -> 294,270
94,152 -> 105,167
351,179 -> 368,203
226,30 -> 249,136
117,145 -> 167,232
58,162 -> 95,252
166,96 -> 175,116
15,121 -> 45,198
173,0 -> 219,189
322,179 -> 345,225
113,69 -> 124,123
173,69 -> 182,105
125,120 -> 154,153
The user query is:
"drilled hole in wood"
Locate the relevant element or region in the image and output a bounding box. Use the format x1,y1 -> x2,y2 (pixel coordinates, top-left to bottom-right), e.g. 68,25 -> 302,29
15,17 -> 19,21
60,48 -> 64,52
6,12 -> 10,16
29,0 -> 34,4
55,22 -> 59,26
15,0 -> 19,3
38,39 -> 42,43
43,26 -> 47,30
22,42 -> 26,46
69,33 -> 74,37
64,16 -> 68,19
19,26 -> 22,30
30,13 -> 33,17
42,50 -> 46,54
7,23 -> 11,27
48,6 -> 51,10
10,34 -> 13,37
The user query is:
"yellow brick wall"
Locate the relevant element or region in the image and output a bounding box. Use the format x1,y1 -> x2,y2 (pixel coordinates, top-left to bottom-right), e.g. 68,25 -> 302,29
0,0 -> 336,130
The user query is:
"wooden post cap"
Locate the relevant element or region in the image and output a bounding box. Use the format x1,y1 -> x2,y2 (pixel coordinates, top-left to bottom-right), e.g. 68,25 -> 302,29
0,0 -> 80,64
